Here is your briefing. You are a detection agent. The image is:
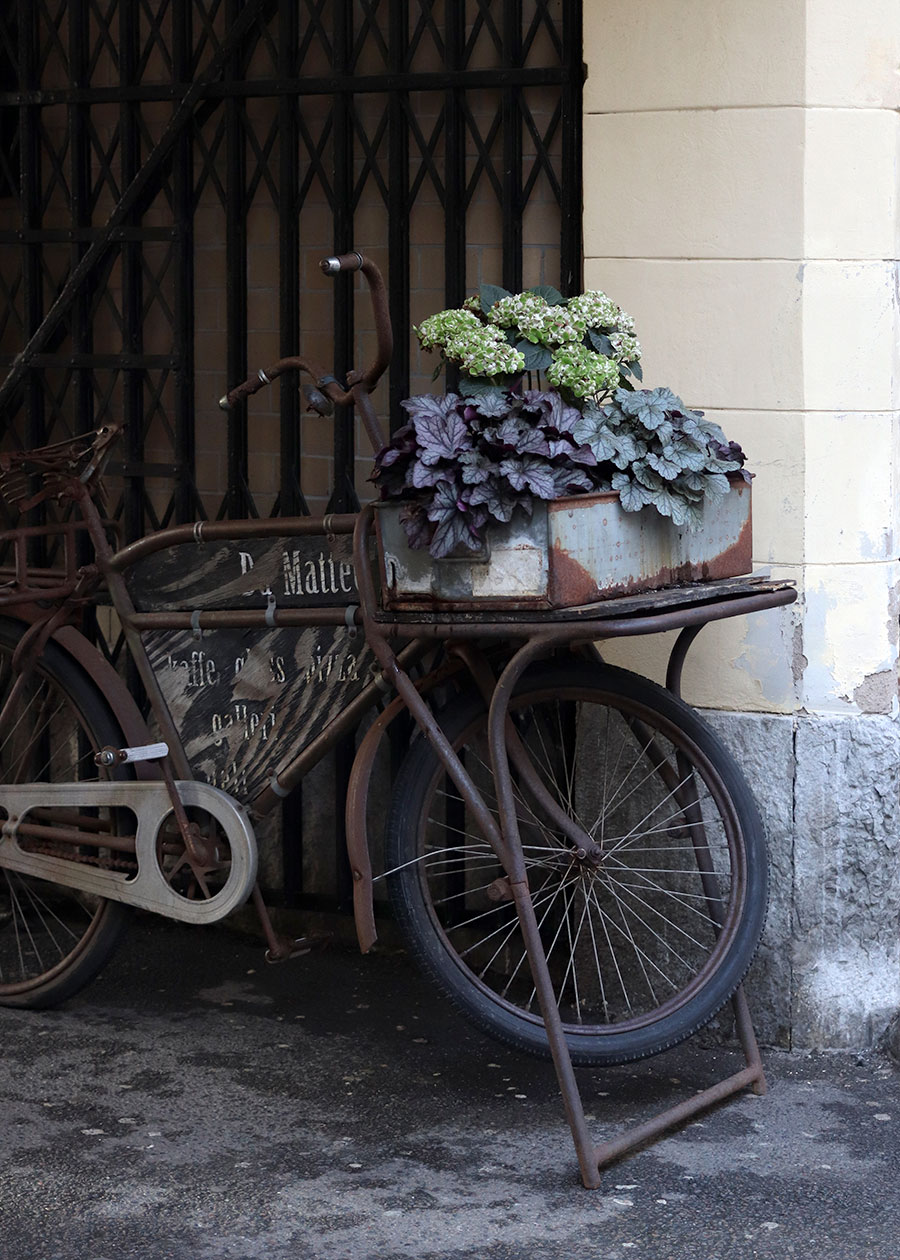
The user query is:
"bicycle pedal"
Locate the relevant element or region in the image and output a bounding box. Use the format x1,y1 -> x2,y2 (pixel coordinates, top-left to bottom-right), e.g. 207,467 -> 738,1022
264,933 -> 330,963
94,741 -> 169,766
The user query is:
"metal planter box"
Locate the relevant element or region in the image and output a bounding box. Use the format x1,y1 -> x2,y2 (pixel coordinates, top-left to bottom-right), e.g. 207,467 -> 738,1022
376,481 -> 752,611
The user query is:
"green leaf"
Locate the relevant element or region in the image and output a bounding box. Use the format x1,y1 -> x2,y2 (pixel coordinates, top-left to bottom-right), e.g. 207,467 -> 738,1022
526,284 -> 565,306
680,498 -> 705,530
646,450 -> 682,480
702,472 -> 731,501
479,283 -> 512,314
618,388 -> 678,432
628,360 -> 643,382
469,386 -> 510,418
611,472 -> 646,513
705,456 -> 741,474
609,430 -> 647,470
632,461 -> 663,492
573,409 -> 618,462
458,374 -> 517,397
431,362 -> 443,381
669,439 -> 708,473
587,329 -> 615,356
515,340 -> 553,372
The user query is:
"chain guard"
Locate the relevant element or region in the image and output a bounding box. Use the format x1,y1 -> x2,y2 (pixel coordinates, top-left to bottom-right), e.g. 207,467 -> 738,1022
0,780 -> 257,924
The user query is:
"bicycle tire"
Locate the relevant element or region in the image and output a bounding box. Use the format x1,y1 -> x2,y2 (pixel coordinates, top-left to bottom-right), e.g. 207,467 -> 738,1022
0,617 -> 131,1008
385,660 -> 768,1066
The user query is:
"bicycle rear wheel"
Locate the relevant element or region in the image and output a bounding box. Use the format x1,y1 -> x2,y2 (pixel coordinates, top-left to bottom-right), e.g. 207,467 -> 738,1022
0,618 -> 130,1008
385,660 -> 767,1066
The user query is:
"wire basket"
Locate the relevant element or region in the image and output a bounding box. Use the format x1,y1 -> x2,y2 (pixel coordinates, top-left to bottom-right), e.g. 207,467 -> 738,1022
0,424 -> 121,515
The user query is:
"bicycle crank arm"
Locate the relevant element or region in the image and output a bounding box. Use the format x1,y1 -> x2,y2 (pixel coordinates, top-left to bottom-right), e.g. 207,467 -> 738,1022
0,780 -> 257,925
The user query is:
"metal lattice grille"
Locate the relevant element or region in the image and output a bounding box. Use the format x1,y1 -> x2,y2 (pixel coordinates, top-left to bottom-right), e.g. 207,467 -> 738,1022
0,0 -> 582,533
0,0 -> 582,908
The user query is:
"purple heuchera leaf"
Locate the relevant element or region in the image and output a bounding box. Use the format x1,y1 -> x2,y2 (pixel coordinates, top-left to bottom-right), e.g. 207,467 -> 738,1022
469,389 -> 511,419
495,416 -> 550,457
458,448 -> 497,485
430,511 -> 484,559
425,479 -> 462,522
468,477 -> 525,523
522,389 -> 582,435
411,460 -> 452,490
499,455 -> 557,500
550,466 -> 594,497
411,402 -> 472,466
399,502 -> 434,550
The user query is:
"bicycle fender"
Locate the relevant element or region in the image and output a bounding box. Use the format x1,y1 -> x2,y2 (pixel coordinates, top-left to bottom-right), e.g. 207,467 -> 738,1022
51,624 -> 159,781
346,692 -> 409,953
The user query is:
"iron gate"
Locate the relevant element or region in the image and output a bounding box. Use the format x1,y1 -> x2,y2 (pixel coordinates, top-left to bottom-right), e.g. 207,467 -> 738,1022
0,0 -> 583,908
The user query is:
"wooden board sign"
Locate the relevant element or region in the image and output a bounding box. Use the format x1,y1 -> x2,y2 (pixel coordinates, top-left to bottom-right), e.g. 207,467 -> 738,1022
130,534 -> 373,802
127,533 -> 362,612
143,624 -> 373,803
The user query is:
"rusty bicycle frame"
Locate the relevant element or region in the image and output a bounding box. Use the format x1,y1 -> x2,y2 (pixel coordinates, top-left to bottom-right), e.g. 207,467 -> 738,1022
0,253 -> 797,1187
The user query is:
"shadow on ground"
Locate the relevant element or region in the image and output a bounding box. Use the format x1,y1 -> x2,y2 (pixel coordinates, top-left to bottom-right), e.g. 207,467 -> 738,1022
1,918 -> 898,1259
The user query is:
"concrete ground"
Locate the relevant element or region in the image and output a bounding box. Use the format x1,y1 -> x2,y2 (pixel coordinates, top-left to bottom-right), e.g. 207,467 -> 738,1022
1,917 -> 899,1260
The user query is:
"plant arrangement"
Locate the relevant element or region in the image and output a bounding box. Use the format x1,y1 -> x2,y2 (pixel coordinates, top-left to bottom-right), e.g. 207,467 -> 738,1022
373,284 -> 749,560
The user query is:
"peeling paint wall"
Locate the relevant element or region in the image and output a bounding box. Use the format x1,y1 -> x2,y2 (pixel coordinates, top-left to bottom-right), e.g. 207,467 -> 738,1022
584,0 -> 900,1048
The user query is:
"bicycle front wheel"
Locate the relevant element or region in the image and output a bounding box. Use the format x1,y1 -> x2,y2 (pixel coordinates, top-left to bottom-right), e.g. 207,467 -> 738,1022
0,618 -> 131,1008
385,660 -> 768,1066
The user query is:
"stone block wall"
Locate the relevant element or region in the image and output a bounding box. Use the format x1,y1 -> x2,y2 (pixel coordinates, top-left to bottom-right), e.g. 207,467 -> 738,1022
584,0 -> 900,1048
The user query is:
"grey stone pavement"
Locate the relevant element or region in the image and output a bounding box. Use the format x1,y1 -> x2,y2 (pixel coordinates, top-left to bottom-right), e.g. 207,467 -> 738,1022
1,917 -> 899,1260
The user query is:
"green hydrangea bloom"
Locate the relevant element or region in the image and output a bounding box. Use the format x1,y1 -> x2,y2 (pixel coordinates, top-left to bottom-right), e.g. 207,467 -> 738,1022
414,308 -> 483,351
488,292 -> 582,347
546,344 -> 620,398
609,331 -> 642,362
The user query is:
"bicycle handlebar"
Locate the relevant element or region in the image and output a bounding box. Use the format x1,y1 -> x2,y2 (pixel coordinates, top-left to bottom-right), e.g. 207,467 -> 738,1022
218,251 -> 392,454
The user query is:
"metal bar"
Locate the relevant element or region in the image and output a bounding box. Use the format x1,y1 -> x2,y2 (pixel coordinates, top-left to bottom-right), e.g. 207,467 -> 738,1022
388,0 -> 410,429
275,0 -> 305,905
120,0 -> 144,546
173,0 -> 197,524
107,511 -> 358,570
0,0 -> 274,414
560,0 -> 584,295
665,624 -> 705,697
444,2 -> 465,324
28,353 -> 178,369
484,632 -> 602,1188
277,0 -> 304,518
328,0 -> 356,515
0,65 -> 571,107
371,588 -> 798,639
14,820 -> 137,854
17,0 -> 43,457
224,0 -> 250,520
501,0 -> 523,294
252,639 -> 432,817
125,607 -> 360,630
327,4 -> 356,910
594,1065 -> 765,1169
732,984 -> 767,1095
0,227 -> 180,244
69,0 -> 93,452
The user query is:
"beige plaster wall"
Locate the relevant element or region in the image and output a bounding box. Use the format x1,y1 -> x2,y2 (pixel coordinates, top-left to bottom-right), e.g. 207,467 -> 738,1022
582,0 -> 900,717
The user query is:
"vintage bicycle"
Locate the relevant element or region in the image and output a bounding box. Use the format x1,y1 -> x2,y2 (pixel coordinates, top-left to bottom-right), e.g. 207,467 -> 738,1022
0,253 -> 795,1185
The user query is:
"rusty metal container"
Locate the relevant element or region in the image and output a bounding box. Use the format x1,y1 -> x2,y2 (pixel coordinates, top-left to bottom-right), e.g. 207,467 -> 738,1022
375,479 -> 752,610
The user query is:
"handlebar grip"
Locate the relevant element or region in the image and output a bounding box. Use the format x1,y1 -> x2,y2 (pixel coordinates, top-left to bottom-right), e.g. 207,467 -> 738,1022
218,368 -> 271,411
320,252 -> 365,275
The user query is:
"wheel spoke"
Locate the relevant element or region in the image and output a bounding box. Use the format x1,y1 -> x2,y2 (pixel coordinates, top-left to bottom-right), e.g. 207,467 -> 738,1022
0,628 -> 127,1006
386,664 -> 766,1067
